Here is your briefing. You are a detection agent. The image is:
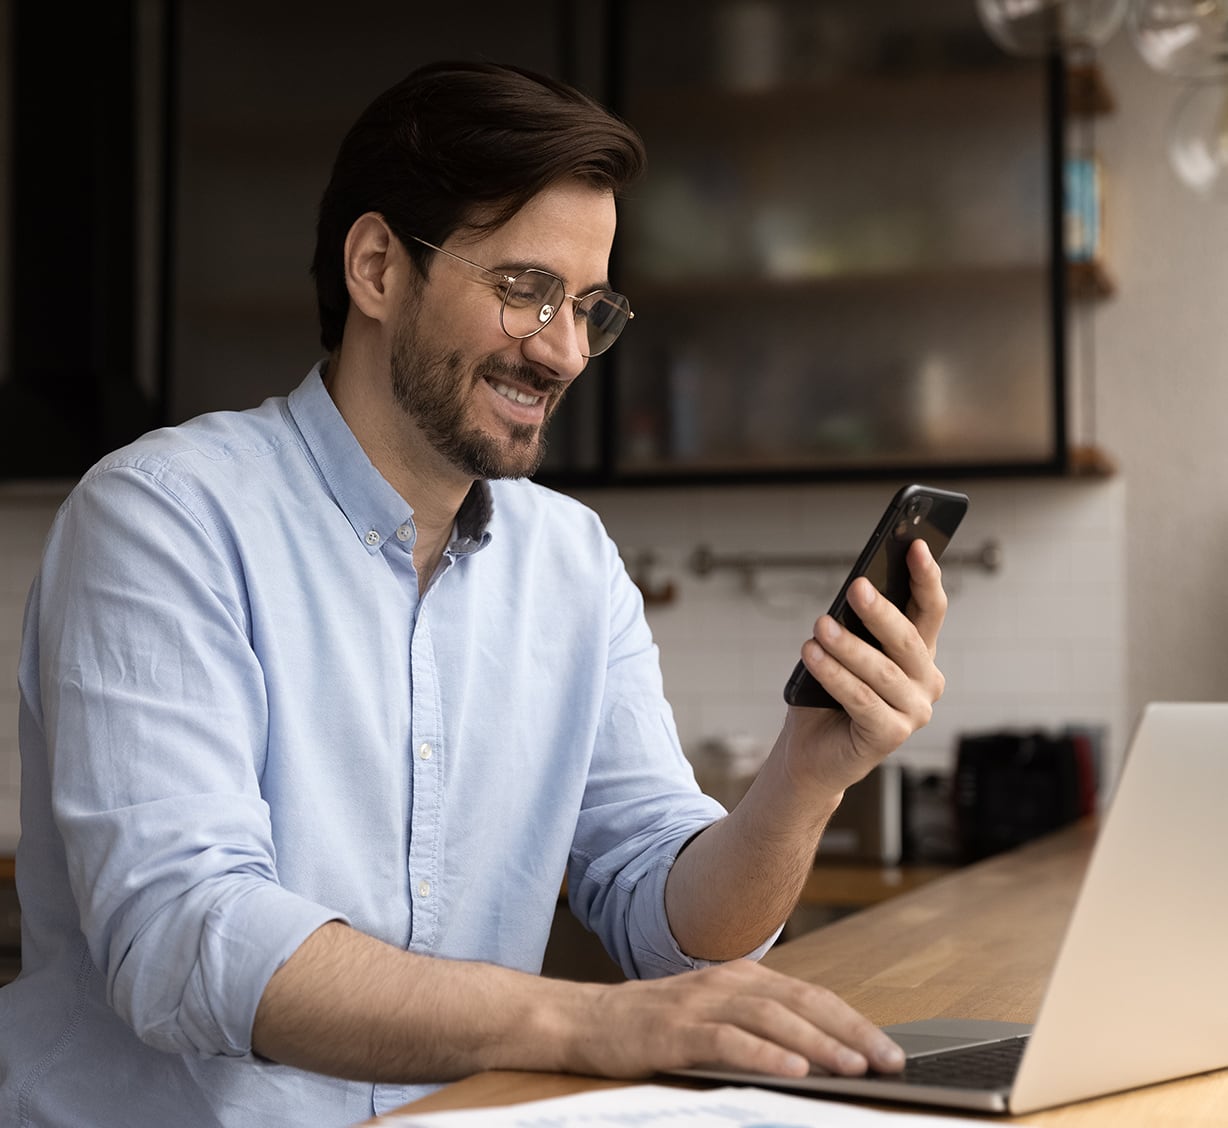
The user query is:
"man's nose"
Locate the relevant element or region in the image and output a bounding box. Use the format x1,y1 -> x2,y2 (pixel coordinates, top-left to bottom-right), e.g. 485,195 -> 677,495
520,304 -> 588,382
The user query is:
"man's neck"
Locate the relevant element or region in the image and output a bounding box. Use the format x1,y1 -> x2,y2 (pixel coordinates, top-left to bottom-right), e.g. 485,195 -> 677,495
322,353 -> 474,594
402,472 -> 469,595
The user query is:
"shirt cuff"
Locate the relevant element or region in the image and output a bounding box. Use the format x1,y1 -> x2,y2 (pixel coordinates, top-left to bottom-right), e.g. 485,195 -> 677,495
172,882 -> 349,1059
624,853 -> 783,979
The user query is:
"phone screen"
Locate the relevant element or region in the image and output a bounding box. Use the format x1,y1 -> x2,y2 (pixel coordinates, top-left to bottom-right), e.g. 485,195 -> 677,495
783,484 -> 968,710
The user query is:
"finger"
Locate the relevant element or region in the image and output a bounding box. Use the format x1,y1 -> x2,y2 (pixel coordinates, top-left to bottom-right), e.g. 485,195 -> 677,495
733,972 -> 906,1075
688,1015 -> 852,1079
747,983 -> 904,1076
796,624 -> 891,732
904,539 -> 949,654
735,1009 -> 869,1077
805,613 -> 937,741
811,606 -> 918,712
684,973 -> 903,1078
845,580 -> 942,699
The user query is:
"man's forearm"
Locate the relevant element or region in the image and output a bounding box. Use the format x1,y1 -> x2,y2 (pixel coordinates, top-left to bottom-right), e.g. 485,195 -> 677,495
253,902 -> 907,1085
664,731 -> 845,962
252,921 -> 600,1082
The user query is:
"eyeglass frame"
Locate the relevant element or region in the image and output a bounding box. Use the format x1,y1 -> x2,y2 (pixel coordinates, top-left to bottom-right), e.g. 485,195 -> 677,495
408,235 -> 633,358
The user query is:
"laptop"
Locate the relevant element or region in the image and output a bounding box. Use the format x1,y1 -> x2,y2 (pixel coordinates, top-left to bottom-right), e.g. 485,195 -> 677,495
676,702 -> 1228,1115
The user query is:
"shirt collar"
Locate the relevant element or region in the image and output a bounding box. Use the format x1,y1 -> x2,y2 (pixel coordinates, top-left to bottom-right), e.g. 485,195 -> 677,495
448,481 -> 493,557
287,362 -> 493,556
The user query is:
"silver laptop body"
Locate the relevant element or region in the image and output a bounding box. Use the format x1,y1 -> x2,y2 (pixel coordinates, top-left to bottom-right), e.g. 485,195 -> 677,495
677,702 -> 1228,1114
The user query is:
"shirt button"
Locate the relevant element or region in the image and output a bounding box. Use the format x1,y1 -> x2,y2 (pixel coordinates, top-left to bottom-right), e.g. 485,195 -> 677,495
417,880 -> 431,898
364,529 -> 380,546
418,742 -> 433,760
396,524 -> 413,542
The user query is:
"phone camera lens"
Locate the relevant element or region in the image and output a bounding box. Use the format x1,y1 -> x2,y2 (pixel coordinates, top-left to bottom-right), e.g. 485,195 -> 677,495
905,494 -> 933,525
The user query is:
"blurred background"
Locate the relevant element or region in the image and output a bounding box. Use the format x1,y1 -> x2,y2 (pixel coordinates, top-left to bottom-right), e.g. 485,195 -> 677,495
2,0 -> 1227,972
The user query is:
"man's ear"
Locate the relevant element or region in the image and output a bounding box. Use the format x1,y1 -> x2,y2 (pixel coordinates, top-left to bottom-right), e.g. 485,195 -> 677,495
343,212 -> 401,323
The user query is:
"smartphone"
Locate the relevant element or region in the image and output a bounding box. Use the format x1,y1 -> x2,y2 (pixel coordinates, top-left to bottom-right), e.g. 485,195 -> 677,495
783,484 -> 969,710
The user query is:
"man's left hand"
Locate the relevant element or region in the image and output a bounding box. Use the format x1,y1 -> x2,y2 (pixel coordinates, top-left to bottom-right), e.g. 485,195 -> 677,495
782,537 -> 948,800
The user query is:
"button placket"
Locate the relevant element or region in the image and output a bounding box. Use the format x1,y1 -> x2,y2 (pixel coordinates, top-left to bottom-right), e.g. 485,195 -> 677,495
407,720 -> 441,940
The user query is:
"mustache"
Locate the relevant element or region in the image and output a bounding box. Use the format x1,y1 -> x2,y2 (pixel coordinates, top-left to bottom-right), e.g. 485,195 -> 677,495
475,357 -> 568,399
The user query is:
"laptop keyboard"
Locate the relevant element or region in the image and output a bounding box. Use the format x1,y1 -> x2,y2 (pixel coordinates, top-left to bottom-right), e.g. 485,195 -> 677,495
874,1035 -> 1029,1091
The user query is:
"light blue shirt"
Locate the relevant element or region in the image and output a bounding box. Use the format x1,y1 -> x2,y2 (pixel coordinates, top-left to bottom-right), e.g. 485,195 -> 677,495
1,366 -> 749,1127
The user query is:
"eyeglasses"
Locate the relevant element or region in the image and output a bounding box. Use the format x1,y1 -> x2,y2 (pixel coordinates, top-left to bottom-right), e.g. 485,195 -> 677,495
409,236 -> 633,358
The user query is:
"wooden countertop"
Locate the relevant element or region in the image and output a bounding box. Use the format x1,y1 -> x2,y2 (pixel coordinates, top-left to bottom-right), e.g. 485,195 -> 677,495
800,860 -> 954,909
386,820 -> 1228,1125
764,823 -> 1093,1026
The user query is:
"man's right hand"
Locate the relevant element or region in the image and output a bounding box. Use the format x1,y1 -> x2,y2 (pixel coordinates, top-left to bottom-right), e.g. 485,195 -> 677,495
563,959 -> 905,1080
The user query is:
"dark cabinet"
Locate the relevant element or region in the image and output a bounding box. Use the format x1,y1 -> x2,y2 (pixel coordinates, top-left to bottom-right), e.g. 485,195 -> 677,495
536,0 -> 1068,486
2,2 -> 1069,485
0,3 -> 160,481
0,2 -> 577,481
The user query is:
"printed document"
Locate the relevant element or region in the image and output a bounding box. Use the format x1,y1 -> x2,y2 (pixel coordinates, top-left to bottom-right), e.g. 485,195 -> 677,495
379,1082 -> 1035,1127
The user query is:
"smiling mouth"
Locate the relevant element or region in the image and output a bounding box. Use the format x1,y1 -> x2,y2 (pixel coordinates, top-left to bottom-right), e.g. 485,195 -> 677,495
489,379 -> 543,408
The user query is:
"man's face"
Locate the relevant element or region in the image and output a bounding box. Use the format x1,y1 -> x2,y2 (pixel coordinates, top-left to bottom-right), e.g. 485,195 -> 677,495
389,180 -> 618,480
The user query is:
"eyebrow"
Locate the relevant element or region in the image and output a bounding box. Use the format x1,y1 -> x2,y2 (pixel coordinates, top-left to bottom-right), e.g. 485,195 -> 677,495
497,258 -> 613,296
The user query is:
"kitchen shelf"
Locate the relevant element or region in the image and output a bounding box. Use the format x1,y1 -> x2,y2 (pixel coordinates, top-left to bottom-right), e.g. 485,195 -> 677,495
1067,443 -> 1117,478
1067,259 -> 1115,300
632,262 -> 1050,304
1066,62 -> 1115,116
534,1 -> 1068,489
628,65 -> 1045,135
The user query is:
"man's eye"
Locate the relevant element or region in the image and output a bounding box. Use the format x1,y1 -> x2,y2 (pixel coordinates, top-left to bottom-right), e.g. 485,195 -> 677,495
506,285 -> 541,306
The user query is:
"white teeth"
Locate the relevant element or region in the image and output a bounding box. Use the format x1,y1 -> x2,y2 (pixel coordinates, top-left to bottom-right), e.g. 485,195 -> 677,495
491,380 -> 541,407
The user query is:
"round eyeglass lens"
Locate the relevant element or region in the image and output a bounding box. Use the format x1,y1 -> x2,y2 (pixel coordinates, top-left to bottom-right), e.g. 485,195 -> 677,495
500,270 -> 566,339
579,292 -> 632,356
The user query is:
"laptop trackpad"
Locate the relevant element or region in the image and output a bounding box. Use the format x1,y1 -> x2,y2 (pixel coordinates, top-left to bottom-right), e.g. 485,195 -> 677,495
883,1019 -> 1034,1057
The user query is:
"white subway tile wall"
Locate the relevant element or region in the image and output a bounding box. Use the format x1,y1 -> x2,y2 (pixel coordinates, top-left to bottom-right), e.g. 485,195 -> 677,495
574,478 -> 1127,789
0,479 -> 1127,846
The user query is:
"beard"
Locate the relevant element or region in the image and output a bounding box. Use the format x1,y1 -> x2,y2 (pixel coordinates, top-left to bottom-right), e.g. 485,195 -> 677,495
388,307 -> 567,481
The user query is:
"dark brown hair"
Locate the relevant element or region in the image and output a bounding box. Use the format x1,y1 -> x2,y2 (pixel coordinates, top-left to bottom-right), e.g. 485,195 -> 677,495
310,60 -> 646,353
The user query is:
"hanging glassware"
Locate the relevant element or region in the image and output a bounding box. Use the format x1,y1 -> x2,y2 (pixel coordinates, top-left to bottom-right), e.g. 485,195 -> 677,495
1128,0 -> 1228,78
976,0 -> 1129,55
1166,79 -> 1228,196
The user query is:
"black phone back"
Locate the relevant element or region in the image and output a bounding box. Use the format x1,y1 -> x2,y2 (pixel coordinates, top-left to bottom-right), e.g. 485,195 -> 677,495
784,485 -> 968,710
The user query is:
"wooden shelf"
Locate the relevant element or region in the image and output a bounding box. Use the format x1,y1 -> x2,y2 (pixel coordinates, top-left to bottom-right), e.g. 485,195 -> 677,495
1067,443 -> 1118,478
633,263 -> 1050,308
1068,258 -> 1115,299
1066,63 -> 1116,116
629,66 -> 1046,135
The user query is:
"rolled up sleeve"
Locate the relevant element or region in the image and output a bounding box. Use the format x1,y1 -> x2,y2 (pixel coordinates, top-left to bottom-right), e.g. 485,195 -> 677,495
567,542 -> 780,979
38,460 -> 344,1057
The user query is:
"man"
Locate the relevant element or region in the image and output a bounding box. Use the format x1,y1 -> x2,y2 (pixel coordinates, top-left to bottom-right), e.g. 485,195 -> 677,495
0,62 -> 947,1126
